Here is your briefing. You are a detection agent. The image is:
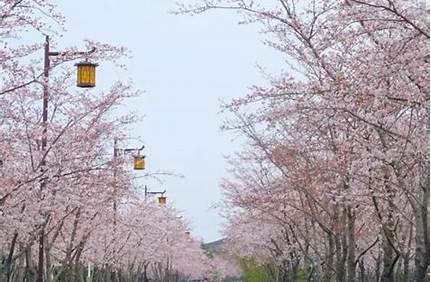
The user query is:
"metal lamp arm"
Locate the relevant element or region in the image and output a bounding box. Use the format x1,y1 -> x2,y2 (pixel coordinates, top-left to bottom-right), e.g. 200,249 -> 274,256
122,145 -> 145,155
146,190 -> 166,195
48,47 -> 97,57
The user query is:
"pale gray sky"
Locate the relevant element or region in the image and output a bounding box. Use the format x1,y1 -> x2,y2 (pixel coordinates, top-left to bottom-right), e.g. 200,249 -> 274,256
55,0 -> 283,242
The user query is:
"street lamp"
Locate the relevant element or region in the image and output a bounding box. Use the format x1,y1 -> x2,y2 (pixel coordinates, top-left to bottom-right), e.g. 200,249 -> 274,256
112,142 -> 146,223
133,154 -> 146,170
75,61 -> 98,88
158,195 -> 167,206
37,35 -> 97,282
119,144 -> 146,170
144,185 -> 167,206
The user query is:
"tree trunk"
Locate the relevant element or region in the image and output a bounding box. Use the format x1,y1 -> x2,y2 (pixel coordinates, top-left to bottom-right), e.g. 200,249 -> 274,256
24,246 -> 35,282
359,259 -> 365,282
375,249 -> 381,282
5,232 -> 18,282
45,242 -> 52,282
324,233 -> 335,282
372,171 -> 398,282
74,242 -> 85,282
143,263 -> 149,282
334,205 -> 346,282
380,224 -> 395,282
14,246 -> 25,282
346,206 -> 356,282
413,173 -> 429,282
380,202 -> 399,282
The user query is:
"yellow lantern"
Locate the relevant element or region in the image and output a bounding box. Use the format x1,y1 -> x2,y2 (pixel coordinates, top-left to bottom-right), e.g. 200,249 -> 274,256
134,155 -> 145,170
75,62 -> 98,88
158,196 -> 167,206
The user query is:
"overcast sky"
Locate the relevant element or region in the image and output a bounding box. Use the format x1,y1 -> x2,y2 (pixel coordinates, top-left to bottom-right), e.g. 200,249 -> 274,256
54,0 -> 284,242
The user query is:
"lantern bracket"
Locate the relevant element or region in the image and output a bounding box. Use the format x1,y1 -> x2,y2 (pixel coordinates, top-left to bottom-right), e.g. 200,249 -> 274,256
118,144 -> 145,156
113,141 -> 146,169
48,47 -> 97,58
144,185 -> 165,197
146,190 -> 166,196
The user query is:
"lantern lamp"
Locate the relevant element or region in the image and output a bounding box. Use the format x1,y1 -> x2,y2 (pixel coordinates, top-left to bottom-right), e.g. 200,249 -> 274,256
134,155 -> 145,170
158,196 -> 167,206
75,61 -> 98,88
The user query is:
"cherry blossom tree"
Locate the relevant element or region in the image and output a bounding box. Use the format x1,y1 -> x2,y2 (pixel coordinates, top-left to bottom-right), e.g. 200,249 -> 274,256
179,0 -> 429,281
1,1 -> 232,282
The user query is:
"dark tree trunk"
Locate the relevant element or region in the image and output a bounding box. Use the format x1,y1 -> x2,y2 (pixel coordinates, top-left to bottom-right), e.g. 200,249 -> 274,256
413,165 -> 429,282
5,232 -> 18,282
346,206 -> 356,282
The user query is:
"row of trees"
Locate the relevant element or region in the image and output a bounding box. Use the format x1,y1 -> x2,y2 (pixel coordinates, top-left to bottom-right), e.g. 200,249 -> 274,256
181,0 -> 429,281
0,1 -> 239,281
